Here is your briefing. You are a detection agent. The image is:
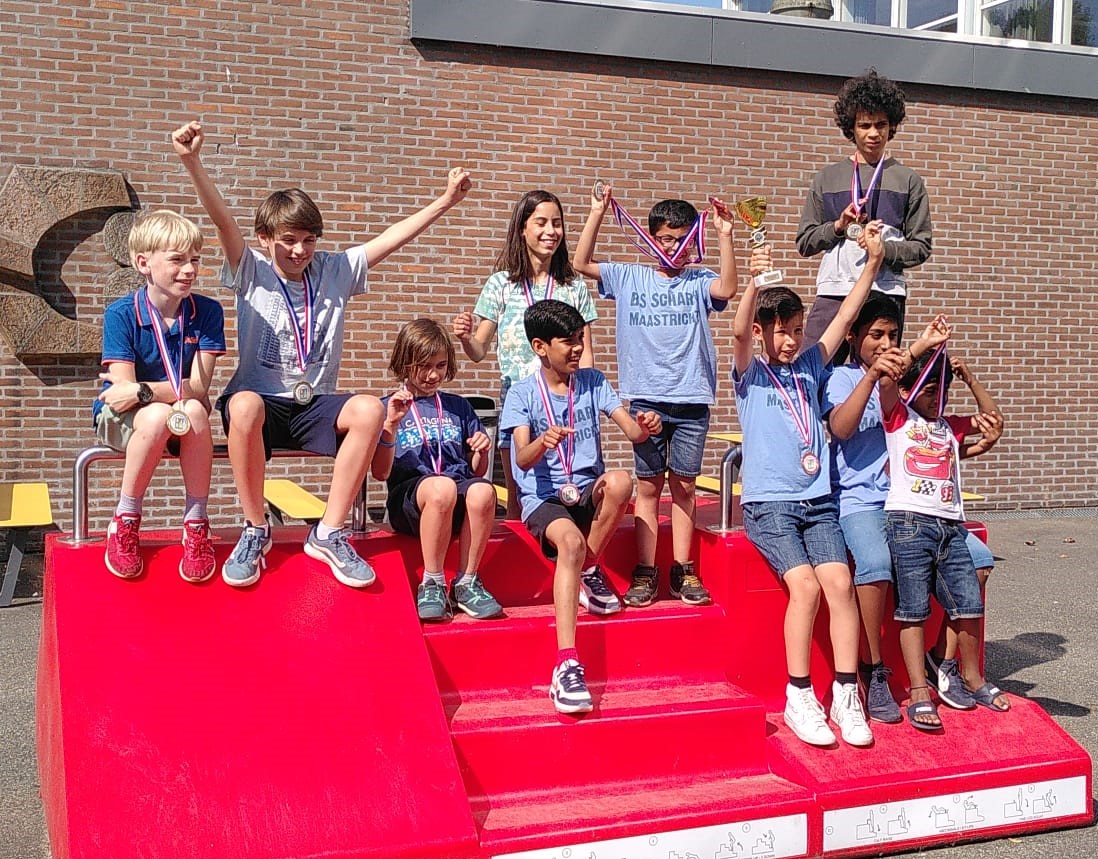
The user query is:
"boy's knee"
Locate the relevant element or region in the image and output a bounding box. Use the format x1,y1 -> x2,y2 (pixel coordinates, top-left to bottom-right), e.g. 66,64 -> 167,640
599,469 -> 633,504
553,528 -> 588,565
228,391 -> 265,428
132,403 -> 172,435
785,567 -> 822,600
342,394 -> 384,430
421,477 -> 458,510
465,482 -> 497,514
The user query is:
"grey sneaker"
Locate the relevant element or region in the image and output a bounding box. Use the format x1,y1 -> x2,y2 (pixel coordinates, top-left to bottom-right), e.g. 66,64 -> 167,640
623,564 -> 659,607
579,565 -> 621,615
417,579 -> 452,622
304,526 -> 376,588
222,522 -> 272,587
450,574 -> 503,619
926,651 -> 977,710
860,662 -> 902,724
669,561 -> 712,605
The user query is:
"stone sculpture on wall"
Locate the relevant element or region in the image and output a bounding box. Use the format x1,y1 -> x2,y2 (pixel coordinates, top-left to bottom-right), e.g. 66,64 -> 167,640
0,165 -> 137,357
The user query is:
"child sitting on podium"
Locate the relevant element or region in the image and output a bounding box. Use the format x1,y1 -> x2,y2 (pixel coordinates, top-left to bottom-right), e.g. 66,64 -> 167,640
500,300 -> 661,715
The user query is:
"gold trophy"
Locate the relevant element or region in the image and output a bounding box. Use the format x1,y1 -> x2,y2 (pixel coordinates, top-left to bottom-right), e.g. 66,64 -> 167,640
734,197 -> 784,288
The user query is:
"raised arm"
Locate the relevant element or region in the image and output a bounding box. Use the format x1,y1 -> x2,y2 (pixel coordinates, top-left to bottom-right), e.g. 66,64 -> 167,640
828,348 -> 907,440
816,220 -> 885,363
731,245 -> 772,376
370,389 -> 411,481
364,167 -> 471,268
172,121 -> 246,274
572,184 -> 611,280
709,197 -> 739,302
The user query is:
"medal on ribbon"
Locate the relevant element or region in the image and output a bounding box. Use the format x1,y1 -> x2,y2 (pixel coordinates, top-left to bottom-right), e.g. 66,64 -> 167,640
520,274 -> 555,307
408,393 -> 446,475
275,271 -> 316,405
903,343 -> 948,418
534,371 -> 579,505
141,289 -> 191,436
847,154 -> 886,240
755,358 -> 819,475
598,183 -> 706,269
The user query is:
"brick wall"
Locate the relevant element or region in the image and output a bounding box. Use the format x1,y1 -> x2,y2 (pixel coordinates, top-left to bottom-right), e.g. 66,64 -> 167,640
2,0 -> 1097,539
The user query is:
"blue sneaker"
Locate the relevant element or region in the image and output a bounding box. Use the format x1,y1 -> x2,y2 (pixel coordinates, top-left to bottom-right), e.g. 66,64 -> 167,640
304,526 -> 376,588
222,522 -> 272,587
926,651 -> 977,710
417,579 -> 452,622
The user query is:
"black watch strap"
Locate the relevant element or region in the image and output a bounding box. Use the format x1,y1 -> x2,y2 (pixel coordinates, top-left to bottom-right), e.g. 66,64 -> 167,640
137,382 -> 154,405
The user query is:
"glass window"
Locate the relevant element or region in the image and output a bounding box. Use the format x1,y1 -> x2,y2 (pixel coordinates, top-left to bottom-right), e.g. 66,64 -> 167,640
1071,0 -> 1098,44
982,0 -> 1055,40
907,0 -> 961,27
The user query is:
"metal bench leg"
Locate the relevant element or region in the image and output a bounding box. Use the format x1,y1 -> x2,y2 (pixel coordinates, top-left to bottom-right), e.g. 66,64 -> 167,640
1,530 -> 27,607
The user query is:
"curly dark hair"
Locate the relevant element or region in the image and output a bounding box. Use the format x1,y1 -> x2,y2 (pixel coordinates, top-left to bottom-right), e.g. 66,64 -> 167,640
834,69 -> 907,142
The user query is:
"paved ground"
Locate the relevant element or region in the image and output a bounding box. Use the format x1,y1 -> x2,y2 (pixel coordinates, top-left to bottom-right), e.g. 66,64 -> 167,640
2,513 -> 1095,858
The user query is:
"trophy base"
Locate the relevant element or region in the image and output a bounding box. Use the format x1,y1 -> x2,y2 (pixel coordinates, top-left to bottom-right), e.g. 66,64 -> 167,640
754,269 -> 784,288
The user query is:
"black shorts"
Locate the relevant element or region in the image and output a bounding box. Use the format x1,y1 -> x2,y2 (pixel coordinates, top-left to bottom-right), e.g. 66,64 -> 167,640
387,475 -> 492,537
219,392 -> 354,460
524,482 -> 598,560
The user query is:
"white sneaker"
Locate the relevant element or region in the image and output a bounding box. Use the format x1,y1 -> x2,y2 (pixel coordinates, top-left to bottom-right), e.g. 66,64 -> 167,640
830,681 -> 874,747
784,684 -> 836,746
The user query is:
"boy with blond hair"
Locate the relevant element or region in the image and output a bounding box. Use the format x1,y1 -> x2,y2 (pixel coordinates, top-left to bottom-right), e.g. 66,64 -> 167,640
95,210 -> 225,582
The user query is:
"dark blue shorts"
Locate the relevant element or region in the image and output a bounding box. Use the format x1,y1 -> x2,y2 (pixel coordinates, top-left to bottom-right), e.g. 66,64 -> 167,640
219,392 -> 354,460
386,475 -> 492,537
525,482 -> 598,560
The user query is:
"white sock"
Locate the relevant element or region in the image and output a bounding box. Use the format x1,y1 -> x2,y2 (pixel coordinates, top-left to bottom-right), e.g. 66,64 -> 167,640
421,570 -> 445,586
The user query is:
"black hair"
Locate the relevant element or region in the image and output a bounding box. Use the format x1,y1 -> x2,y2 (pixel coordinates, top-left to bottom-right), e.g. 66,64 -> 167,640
852,295 -> 902,335
755,286 -> 805,327
494,190 -> 576,284
648,199 -> 699,234
524,299 -> 585,344
900,349 -> 953,392
834,69 -> 907,142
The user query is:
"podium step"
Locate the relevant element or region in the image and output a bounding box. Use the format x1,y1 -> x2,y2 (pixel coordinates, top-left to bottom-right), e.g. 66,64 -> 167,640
477,772 -> 814,858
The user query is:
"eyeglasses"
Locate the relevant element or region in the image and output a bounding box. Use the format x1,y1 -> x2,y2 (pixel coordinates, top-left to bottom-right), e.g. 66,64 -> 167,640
654,234 -> 685,248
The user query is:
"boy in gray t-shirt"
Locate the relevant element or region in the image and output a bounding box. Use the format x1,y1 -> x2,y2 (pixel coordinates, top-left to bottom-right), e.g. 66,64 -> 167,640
173,120 -> 470,589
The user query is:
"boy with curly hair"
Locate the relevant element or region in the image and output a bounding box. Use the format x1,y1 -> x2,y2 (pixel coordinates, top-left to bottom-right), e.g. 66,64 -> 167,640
796,68 -> 932,358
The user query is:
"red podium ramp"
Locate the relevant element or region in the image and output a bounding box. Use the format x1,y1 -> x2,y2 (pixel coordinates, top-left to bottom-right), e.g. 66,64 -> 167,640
39,510 -> 1092,859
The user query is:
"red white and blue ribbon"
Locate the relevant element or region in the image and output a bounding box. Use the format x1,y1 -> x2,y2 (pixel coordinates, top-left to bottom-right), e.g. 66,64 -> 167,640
851,154 -> 886,221
521,274 -> 554,306
141,289 -> 187,402
755,357 -> 813,451
534,371 -> 575,480
607,194 -> 706,269
274,271 -> 315,376
903,343 -> 948,418
407,393 -> 446,475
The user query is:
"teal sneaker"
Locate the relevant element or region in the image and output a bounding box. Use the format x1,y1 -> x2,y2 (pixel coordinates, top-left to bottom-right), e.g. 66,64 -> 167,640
450,574 -> 503,619
417,579 -> 452,622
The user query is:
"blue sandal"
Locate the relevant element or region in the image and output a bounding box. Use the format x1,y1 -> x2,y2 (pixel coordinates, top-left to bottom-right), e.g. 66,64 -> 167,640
967,681 -> 1010,712
906,699 -> 943,732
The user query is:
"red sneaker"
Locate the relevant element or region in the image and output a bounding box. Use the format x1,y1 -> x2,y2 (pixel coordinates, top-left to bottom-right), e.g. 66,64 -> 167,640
105,514 -> 143,579
180,519 -> 216,583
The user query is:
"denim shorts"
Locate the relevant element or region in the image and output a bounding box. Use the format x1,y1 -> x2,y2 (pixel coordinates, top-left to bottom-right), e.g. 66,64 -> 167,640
886,510 -> 984,623
839,508 -> 894,586
841,509 -> 996,587
742,496 -> 848,577
629,400 -> 710,478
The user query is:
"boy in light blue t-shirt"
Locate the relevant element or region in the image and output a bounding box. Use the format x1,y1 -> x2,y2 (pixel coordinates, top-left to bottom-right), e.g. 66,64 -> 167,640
500,300 -> 661,716
573,186 -> 738,609
732,222 -> 885,749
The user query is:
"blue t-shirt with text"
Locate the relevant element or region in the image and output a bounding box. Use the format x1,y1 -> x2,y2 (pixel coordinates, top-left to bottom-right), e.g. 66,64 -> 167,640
499,368 -> 622,521
94,290 -> 226,423
823,363 -> 890,518
734,345 -> 831,503
598,262 -> 725,405
382,391 -> 485,487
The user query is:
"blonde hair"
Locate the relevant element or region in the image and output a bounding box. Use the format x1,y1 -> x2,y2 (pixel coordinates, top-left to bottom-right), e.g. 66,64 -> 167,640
389,319 -> 457,383
128,210 -> 203,265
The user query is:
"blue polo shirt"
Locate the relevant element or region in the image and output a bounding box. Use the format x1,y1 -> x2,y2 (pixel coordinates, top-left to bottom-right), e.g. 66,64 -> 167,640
93,289 -> 226,422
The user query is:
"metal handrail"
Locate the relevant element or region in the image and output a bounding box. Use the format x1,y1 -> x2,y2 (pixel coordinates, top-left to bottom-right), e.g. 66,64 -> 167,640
708,444 -> 743,535
67,444 -> 370,543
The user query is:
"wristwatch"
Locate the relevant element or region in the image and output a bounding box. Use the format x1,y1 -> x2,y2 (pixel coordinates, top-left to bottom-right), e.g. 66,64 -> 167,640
136,382 -> 154,405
